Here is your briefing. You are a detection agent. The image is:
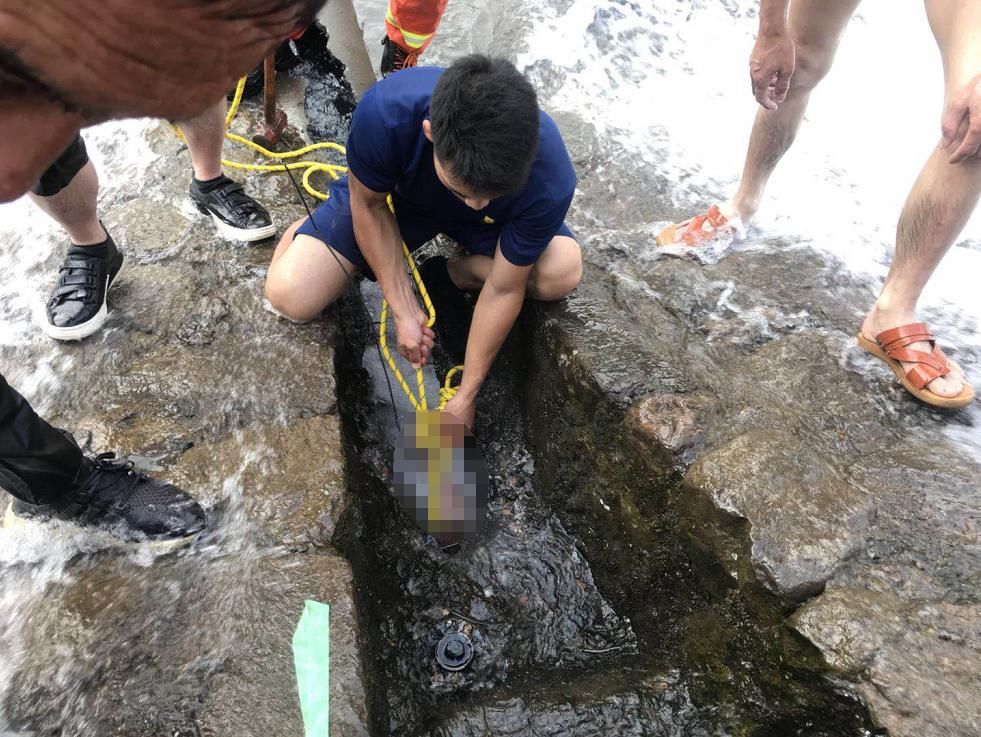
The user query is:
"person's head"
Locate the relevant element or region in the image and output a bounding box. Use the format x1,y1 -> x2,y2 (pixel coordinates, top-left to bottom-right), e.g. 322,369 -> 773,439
424,55 -> 539,210
0,0 -> 324,202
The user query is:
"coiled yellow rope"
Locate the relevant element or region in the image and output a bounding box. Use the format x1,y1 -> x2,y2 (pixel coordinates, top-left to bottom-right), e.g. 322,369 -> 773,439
183,77 -> 463,411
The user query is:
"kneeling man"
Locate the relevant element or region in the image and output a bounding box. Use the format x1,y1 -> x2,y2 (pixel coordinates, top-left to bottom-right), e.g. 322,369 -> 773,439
266,55 -> 582,428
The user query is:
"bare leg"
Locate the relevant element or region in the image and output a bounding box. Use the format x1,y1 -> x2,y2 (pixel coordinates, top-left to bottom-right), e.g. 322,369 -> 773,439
730,0 -> 864,219
28,160 -> 106,245
860,0 -> 981,398
264,218 -> 358,321
177,99 -> 226,181
447,236 -> 583,301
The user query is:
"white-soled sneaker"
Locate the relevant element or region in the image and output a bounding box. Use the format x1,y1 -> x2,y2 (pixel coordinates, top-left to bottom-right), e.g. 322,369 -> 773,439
42,235 -> 124,341
190,175 -> 276,242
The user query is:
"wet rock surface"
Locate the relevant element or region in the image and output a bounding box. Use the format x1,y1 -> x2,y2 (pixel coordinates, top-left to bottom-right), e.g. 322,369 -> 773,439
1,1 -> 975,734
0,32 -> 368,737
524,235 -> 981,736
335,282 -> 647,736
423,671 -> 721,737
333,271 -> 877,736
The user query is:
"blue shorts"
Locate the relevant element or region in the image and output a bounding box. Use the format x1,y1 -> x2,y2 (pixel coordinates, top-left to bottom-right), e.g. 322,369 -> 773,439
294,176 -> 574,280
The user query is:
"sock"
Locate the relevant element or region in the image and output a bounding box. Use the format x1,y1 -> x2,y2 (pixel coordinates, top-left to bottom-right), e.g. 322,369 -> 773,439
193,174 -> 232,192
68,236 -> 110,259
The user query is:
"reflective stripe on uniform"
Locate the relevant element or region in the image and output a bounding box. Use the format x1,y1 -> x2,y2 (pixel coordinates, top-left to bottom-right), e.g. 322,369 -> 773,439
385,8 -> 434,49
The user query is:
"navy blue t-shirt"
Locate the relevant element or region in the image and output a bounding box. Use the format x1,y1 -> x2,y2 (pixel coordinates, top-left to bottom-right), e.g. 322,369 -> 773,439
346,66 -> 576,267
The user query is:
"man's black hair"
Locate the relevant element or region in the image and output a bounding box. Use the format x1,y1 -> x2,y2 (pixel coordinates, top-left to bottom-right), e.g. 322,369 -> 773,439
429,55 -> 539,198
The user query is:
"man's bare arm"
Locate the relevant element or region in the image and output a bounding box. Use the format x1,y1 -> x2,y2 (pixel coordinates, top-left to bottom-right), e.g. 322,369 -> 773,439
942,74 -> 981,164
349,172 -> 434,367
441,248 -> 531,428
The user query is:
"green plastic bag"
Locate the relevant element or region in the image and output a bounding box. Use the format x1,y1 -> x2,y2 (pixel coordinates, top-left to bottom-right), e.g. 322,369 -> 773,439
293,600 -> 331,737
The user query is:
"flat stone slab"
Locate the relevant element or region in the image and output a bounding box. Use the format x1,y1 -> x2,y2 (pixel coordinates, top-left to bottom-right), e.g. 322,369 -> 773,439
686,429 -> 874,602
792,588 -> 981,737
170,414 -> 348,550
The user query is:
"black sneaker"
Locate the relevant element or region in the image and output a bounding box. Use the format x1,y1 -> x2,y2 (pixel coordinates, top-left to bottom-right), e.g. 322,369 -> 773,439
43,235 -> 124,341
419,256 -> 472,364
12,452 -> 207,540
380,36 -> 420,77
190,175 -> 276,242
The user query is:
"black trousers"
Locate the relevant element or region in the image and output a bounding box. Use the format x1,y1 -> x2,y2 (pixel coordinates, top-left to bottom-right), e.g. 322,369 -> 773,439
0,374 -> 84,505
0,140 -> 91,505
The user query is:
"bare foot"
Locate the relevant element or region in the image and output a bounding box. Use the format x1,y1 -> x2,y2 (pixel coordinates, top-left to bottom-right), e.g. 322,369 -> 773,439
726,196 -> 757,224
658,201 -> 749,247
860,307 -> 966,398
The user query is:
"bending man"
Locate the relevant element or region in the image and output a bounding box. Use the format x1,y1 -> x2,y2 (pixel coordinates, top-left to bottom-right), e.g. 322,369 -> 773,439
265,55 -> 583,429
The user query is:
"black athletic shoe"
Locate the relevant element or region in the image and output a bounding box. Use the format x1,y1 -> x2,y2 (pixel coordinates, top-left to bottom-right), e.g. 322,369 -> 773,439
380,36 -> 420,77
419,256 -> 472,364
12,452 -> 207,540
43,235 -> 124,341
190,175 -> 276,242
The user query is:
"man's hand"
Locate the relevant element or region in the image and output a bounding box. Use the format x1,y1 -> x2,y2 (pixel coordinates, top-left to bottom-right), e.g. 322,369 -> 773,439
942,75 -> 981,164
395,308 -> 435,369
750,30 -> 796,110
441,392 -> 475,430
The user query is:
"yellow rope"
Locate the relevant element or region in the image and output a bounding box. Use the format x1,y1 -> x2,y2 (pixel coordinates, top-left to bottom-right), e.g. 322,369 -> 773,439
197,77 -> 463,411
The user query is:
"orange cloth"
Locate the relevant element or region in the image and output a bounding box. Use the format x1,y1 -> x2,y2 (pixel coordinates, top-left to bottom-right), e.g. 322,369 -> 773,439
385,0 -> 450,53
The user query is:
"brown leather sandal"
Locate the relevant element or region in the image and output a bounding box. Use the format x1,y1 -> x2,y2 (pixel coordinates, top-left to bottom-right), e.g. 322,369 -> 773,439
857,322 -> 975,409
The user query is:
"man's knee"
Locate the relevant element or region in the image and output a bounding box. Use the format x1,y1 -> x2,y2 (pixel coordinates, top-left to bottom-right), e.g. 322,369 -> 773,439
264,265 -> 320,322
789,40 -> 837,93
529,237 -> 583,301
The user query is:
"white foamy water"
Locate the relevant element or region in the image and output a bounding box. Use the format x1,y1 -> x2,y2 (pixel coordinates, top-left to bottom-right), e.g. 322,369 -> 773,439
0,120 -> 158,729
0,118 -> 157,408
509,0 -> 981,441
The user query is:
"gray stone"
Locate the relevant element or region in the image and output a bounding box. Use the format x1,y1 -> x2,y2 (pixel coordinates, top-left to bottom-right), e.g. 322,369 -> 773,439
171,415 -> 348,549
525,230 -> 981,735
686,430 -> 875,602
6,549 -> 366,737
793,588 -> 981,737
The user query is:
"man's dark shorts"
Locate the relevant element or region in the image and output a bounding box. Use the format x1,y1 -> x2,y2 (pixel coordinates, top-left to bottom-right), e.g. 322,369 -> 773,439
294,176 -> 575,280
32,135 -> 89,197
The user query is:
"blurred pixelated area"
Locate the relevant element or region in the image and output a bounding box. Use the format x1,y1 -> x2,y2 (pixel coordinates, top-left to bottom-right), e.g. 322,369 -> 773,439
393,409 -> 489,545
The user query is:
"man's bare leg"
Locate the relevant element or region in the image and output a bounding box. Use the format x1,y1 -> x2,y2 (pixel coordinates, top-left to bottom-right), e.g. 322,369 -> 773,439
178,99 -> 226,182
179,99 -> 275,241
729,0 -> 864,219
447,236 -> 583,301
29,160 -> 105,245
264,218 -> 357,321
859,0 -> 981,399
